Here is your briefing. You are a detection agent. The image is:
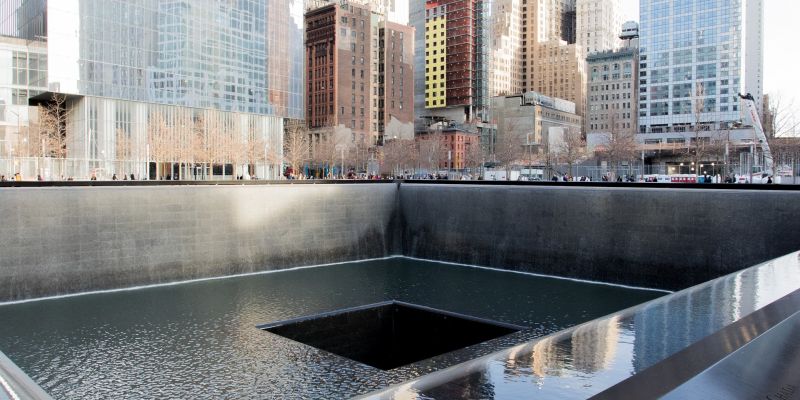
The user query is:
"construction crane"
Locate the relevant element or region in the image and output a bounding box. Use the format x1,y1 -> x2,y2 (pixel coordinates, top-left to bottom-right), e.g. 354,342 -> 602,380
738,93 -> 774,182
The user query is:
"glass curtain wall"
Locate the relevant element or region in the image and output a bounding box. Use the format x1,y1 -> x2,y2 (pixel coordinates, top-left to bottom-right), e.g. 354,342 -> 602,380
73,0 -> 302,119
66,96 -> 283,181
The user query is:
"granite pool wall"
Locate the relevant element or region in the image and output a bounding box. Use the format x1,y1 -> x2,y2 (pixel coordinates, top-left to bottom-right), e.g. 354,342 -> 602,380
0,183 -> 399,301
400,183 -> 800,291
2,181 -> 800,301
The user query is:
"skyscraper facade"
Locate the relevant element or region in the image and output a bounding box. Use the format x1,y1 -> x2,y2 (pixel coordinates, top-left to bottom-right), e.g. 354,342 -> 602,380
1,0 -> 305,179
305,1 -> 414,146
744,0 -> 763,116
521,0 -> 587,121
576,0 -> 623,55
412,0 -> 488,125
489,0 -> 522,97
586,22 -> 639,138
638,0 -> 763,140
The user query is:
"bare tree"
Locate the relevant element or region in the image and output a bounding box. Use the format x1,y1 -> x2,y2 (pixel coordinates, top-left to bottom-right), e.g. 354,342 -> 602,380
771,137 -> 800,184
493,130 -> 525,180
38,94 -> 69,159
767,94 -> 800,138
687,82 -> 711,172
312,128 -> 342,178
204,114 -> 232,179
556,128 -> 586,178
219,115 -> 247,179
417,129 -> 446,174
147,111 -> 171,179
115,128 -> 133,177
463,139 -> 486,176
380,138 -> 418,177
283,124 -> 310,178
599,130 -> 638,180
246,135 -> 267,178
345,132 -> 372,175
380,140 -> 402,177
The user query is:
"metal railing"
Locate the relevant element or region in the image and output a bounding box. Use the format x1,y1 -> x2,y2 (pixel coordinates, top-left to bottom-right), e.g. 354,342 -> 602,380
0,157 -> 281,182
0,350 -> 52,400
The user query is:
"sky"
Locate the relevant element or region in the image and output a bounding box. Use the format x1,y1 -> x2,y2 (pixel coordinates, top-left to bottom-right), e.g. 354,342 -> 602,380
619,0 -> 800,106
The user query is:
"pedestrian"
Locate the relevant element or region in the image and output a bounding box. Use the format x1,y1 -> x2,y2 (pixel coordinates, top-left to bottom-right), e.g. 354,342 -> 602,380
767,176 -> 773,184
112,173 -> 118,180
37,174 -> 43,181
130,173 -> 135,181
0,175 -> 5,182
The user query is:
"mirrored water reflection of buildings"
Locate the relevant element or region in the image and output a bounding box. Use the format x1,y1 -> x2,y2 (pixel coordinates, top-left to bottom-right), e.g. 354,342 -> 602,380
632,258 -> 800,373
0,0 -> 304,180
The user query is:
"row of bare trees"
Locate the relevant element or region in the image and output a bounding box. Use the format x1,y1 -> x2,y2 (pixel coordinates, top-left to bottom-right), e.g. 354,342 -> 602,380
141,112 -> 280,179
491,127 -> 589,179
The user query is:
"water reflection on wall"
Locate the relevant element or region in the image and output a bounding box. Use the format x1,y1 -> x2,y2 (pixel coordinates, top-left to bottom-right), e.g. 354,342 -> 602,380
631,257 -> 800,372
499,315 -> 622,383
422,371 -> 496,400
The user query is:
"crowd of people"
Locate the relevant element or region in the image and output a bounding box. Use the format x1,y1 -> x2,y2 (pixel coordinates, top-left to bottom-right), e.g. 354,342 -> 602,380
0,170 -> 779,184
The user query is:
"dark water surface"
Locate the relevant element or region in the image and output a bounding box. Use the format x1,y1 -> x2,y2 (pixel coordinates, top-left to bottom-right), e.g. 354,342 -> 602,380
0,258 -> 664,399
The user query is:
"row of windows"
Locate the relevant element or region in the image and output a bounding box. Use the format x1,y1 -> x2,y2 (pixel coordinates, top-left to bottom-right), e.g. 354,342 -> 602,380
590,83 -> 633,92
639,101 -> 738,117
425,40 -> 446,48
589,121 -> 633,131
11,51 -> 47,88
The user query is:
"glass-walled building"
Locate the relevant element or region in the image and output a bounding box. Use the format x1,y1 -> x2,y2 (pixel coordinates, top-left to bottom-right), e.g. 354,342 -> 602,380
0,35 -> 47,178
1,0 -> 305,179
638,0 -> 762,140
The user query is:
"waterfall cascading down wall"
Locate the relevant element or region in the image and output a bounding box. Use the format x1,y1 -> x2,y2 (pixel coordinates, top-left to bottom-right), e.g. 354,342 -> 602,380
400,183 -> 800,290
0,184 -> 400,301
1,182 -> 800,301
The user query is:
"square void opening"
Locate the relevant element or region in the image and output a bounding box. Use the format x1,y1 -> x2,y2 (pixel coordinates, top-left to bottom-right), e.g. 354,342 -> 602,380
257,301 -> 524,371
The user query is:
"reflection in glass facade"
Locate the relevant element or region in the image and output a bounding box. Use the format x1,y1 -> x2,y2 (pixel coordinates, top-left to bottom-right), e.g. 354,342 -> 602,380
0,0 -> 46,40
65,0 -> 304,119
639,0 -> 747,134
2,1 -> 305,179
65,95 -> 284,180
3,0 -> 306,119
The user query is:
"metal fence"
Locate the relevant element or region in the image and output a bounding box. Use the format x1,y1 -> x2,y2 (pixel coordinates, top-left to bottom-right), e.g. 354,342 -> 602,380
1,349 -> 53,400
562,162 -> 800,184
0,157 -> 282,181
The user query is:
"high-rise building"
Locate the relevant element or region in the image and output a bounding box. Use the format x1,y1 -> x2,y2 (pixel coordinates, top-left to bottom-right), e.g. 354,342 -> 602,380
521,0 -> 587,121
489,0 -> 522,97
306,0 -> 409,24
491,92 -> 582,153
744,0 -> 764,117
638,0 -> 764,141
586,22 -> 639,138
576,0 -> 623,55
411,0 -> 488,125
0,35 -> 47,179
1,0 -> 305,180
378,21 -> 415,142
304,1 -> 414,146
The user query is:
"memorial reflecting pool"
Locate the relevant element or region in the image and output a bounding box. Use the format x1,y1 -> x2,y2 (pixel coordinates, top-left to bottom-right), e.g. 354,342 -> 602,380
0,258 -> 664,399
